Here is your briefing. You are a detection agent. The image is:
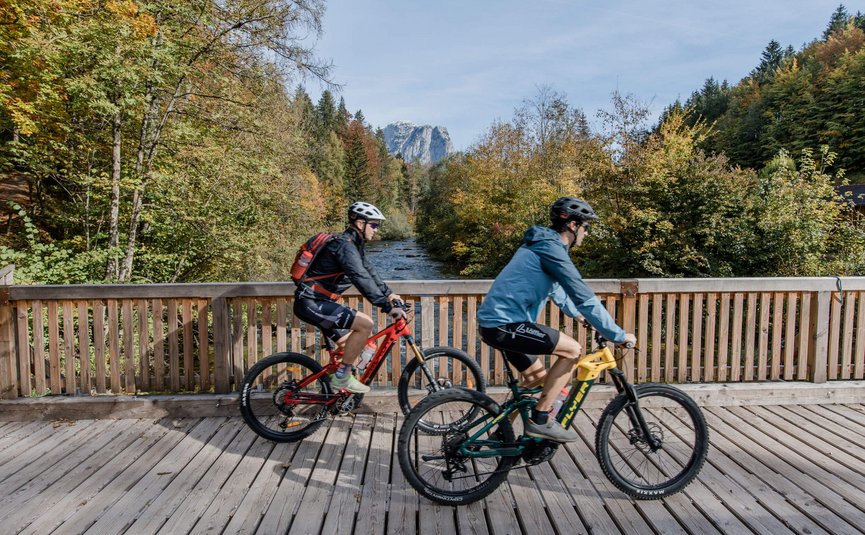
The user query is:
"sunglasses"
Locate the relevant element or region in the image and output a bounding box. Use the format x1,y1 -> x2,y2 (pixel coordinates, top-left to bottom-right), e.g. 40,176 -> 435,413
368,222 -> 379,230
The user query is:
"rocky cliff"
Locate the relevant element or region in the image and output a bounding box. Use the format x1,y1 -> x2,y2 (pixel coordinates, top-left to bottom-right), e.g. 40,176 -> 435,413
383,121 -> 454,165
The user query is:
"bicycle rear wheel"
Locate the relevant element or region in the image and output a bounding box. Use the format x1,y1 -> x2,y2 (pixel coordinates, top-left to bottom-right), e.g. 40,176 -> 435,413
595,383 -> 709,499
398,346 -> 485,434
239,352 -> 332,442
398,388 -> 516,506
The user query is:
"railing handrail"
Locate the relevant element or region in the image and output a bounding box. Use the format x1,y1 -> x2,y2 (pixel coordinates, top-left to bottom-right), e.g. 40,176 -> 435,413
7,276 -> 865,300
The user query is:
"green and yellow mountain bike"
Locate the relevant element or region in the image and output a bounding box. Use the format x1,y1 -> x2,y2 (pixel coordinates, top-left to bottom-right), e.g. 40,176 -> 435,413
397,328 -> 709,505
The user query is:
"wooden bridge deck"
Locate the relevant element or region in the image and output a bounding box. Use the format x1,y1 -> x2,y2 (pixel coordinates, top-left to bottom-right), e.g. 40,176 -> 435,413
2,402 -> 865,534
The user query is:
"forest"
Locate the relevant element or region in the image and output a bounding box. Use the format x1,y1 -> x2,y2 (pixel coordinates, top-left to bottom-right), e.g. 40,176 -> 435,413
2,2 -> 864,283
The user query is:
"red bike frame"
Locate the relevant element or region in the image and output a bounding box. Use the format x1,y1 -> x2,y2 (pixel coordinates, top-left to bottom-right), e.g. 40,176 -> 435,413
283,315 -> 422,407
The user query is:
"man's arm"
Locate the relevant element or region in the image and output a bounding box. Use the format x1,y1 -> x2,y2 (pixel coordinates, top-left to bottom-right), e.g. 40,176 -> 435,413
362,254 -> 392,298
337,242 -> 392,311
537,245 -> 626,343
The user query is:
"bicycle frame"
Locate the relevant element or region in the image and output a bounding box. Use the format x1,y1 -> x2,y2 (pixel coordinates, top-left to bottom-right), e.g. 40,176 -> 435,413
281,313 -> 424,408
456,344 -> 649,460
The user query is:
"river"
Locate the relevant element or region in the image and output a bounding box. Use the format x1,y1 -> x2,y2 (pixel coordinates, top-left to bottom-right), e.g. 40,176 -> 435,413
364,238 -> 460,280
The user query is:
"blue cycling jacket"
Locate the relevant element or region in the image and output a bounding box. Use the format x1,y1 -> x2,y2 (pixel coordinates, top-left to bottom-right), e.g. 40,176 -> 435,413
477,225 -> 626,343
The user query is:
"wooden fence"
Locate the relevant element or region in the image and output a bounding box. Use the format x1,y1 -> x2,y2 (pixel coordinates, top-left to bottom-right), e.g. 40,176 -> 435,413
1,267 -> 864,398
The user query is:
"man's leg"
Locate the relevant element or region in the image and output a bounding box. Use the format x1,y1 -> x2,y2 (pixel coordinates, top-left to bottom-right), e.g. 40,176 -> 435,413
340,312 -> 373,366
518,360 -> 546,389
535,333 -> 582,412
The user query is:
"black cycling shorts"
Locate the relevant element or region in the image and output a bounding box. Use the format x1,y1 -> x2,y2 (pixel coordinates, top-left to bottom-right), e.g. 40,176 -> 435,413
293,298 -> 356,343
479,322 -> 561,372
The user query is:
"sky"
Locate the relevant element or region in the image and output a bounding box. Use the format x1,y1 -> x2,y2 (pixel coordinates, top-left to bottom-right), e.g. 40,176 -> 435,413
305,0 -> 860,151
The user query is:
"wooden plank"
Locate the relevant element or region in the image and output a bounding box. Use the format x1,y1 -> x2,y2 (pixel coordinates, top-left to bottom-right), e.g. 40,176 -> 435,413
14,419 -> 181,535
453,295 -> 464,385
809,291 -> 831,383
220,439 -> 300,534
507,464 -> 557,535
377,305 -> 387,386
856,292 -> 865,380
321,415 -> 374,534
527,461 -> 588,535
388,413 -> 418,535
15,301 -> 31,397
137,299 -> 150,392
421,295 -> 434,351
717,293 -> 730,382
677,293 -> 689,382
767,405 -> 865,464
167,300 -> 179,392
198,299 -> 210,391
231,300 -> 243,390
92,301 -> 105,394
257,424 -> 331,533
840,292 -> 856,380
77,302 -> 90,394
621,292 -> 636,379
152,299 -> 164,392
828,292 -> 842,381
47,301 -> 61,395
353,413 -> 394,535
711,407 -> 865,515
290,300 -> 301,353
286,420 -> 352,534
691,293 -> 704,382
184,299 -> 195,390
78,418 -> 227,534
744,293 -> 757,381
730,293 -> 743,382
0,295 -> 14,400
276,297 -> 287,353
62,301 -> 75,395
261,299 -> 273,358
704,293 -> 717,383
664,293 -> 676,382
638,294 -> 649,383
697,409 -> 847,535
212,297 -> 231,393
121,300 -> 134,393
51,418 -> 219,534
478,297 -> 490,384
783,293 -> 797,381
31,300 -> 45,395
125,418 -> 248,534
247,298 -> 258,370
798,292 -> 812,381
0,419 -> 135,532
757,292 -> 770,381
651,294 -> 662,382
107,300 -> 120,393
0,418 -> 92,484
771,293 -> 784,380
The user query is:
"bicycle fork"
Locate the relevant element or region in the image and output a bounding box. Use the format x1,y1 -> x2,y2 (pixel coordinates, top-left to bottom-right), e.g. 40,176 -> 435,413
609,369 -> 662,451
406,336 -> 445,393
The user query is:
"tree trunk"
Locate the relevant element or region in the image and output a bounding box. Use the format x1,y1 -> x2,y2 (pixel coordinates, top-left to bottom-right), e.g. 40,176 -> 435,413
105,110 -> 122,280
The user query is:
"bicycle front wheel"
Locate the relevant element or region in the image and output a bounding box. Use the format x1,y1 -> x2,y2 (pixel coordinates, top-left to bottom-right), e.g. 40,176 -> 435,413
398,388 -> 516,506
398,346 -> 485,434
595,383 -> 709,499
239,352 -> 332,443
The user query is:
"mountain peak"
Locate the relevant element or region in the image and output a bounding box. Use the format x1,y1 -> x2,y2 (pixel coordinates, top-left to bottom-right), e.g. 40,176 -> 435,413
383,122 -> 454,164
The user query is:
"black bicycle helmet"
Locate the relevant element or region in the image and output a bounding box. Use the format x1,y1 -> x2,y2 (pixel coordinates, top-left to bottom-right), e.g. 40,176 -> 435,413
550,196 -> 599,224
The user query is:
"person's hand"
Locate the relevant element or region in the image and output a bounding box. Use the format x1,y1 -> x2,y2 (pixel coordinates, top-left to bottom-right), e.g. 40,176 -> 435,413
389,307 -> 407,321
619,333 -> 637,348
389,293 -> 402,304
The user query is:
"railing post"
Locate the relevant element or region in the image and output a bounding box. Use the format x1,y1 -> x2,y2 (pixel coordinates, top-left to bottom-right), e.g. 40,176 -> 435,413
808,289 -> 831,383
212,296 -> 231,393
620,279 -> 639,378
0,265 -> 17,399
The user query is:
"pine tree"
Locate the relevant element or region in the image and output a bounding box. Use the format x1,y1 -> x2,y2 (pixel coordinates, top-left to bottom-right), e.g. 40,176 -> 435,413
823,5 -> 850,40
316,90 -> 337,135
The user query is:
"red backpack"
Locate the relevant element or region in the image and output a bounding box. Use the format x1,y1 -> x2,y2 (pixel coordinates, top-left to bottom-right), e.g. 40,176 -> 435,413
290,232 -> 342,284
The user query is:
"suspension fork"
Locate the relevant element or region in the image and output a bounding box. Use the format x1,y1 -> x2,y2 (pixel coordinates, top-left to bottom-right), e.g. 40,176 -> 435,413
405,335 -> 441,391
609,368 -> 662,450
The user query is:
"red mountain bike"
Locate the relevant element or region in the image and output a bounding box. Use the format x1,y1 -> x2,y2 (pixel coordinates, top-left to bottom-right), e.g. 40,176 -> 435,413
239,302 -> 484,442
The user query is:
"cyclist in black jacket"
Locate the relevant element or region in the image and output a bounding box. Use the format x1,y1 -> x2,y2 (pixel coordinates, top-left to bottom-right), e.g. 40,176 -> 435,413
293,201 -> 406,393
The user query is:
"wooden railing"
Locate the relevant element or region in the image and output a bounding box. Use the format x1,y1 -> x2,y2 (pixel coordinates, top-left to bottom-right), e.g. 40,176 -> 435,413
1,268 -> 864,398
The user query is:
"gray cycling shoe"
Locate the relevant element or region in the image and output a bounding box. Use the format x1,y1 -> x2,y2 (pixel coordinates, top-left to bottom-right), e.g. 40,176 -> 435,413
525,420 -> 579,443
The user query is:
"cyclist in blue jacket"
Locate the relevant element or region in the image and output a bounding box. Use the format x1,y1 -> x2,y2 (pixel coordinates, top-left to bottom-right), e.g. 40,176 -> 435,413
477,196 -> 636,442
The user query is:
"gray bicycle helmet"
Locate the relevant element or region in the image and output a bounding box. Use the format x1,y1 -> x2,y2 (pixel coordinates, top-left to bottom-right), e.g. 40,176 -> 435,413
550,196 -> 598,224
348,201 -> 386,221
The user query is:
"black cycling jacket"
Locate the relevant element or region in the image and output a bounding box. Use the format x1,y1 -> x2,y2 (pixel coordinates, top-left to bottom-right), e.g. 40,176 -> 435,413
294,228 -> 393,312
